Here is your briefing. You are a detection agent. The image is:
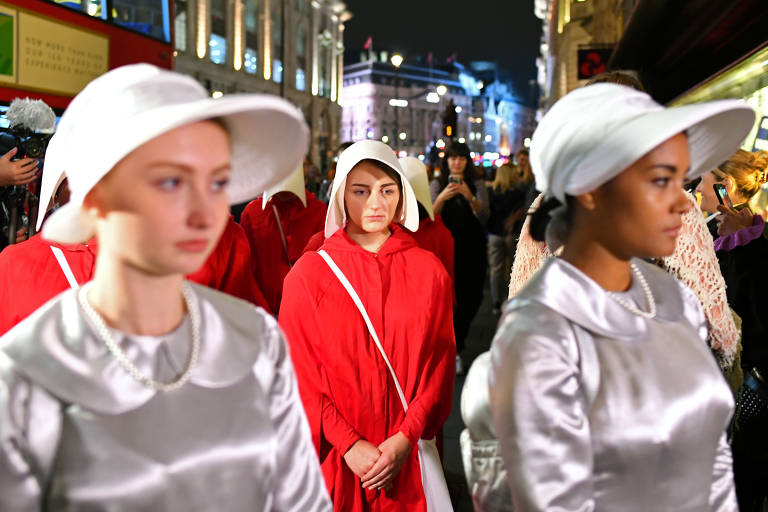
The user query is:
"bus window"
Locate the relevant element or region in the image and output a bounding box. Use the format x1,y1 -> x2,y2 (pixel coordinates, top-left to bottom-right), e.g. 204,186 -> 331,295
112,0 -> 171,42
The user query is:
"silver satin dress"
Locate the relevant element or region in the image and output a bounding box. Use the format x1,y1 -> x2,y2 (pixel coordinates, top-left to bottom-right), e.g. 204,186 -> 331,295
0,283 -> 331,511
488,258 -> 737,511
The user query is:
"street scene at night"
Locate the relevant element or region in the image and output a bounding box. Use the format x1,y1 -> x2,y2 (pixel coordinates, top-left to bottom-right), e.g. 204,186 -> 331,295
1,0 -> 768,510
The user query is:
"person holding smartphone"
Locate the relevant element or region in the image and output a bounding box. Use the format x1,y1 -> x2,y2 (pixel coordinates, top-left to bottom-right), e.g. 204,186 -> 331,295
430,142 -> 489,373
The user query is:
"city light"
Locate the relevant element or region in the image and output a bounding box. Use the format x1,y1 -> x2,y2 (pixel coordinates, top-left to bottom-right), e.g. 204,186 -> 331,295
436,139 -> 446,149
455,106 -> 462,113
426,92 -> 440,103
418,154 -> 425,161
458,137 -> 466,143
390,53 -> 403,68
485,134 -> 493,143
523,137 -> 532,148
438,151 -> 445,158
382,135 -> 390,143
211,90 -> 224,99
477,81 -> 484,89
399,132 -> 407,140
398,150 -> 407,157
436,84 -> 448,96
367,129 -> 374,138
388,98 -> 408,107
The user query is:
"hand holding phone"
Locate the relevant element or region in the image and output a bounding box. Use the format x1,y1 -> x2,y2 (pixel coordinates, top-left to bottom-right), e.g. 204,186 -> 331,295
448,176 -> 463,185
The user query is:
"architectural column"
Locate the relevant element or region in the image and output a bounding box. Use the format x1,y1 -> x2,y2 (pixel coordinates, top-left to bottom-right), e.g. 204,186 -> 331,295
310,1 -> 320,96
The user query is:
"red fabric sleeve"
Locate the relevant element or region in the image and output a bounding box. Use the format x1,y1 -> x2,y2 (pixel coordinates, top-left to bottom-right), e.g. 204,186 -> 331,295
398,267 -> 456,445
302,231 -> 325,254
279,262 -> 361,458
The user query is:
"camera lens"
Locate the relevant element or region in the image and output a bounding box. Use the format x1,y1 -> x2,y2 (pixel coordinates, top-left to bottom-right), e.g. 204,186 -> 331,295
24,139 -> 45,158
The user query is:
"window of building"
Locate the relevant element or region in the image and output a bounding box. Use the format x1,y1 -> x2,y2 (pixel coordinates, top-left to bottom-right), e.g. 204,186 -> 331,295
244,0 -> 258,74
174,0 -> 187,51
296,23 -> 307,91
210,0 -> 227,64
271,0 -> 282,83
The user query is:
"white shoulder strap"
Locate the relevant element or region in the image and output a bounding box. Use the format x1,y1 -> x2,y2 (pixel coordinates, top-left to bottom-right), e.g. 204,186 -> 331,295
50,246 -> 80,289
317,249 -> 409,412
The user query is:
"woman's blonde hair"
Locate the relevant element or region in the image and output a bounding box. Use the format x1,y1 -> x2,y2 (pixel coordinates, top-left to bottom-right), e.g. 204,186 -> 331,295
492,163 -> 520,193
714,149 -> 768,202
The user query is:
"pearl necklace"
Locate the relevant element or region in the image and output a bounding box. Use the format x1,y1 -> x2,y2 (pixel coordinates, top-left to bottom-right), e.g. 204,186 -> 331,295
77,282 -> 201,392
605,263 -> 657,319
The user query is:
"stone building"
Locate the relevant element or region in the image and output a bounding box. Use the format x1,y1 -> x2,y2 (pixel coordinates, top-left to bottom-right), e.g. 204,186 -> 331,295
173,0 -> 351,169
341,54 -> 535,161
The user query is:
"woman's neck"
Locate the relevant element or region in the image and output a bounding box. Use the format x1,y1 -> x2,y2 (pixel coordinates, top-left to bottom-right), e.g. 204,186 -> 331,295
87,250 -> 186,336
560,236 -> 632,292
346,226 -> 391,253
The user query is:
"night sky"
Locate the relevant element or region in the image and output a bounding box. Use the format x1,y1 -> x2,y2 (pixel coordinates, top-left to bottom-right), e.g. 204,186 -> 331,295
342,0 -> 542,104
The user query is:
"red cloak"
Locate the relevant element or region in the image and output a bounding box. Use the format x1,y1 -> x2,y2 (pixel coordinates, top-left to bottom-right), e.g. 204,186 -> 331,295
240,192 -> 327,313
0,216 -> 268,337
0,234 -> 98,336
409,215 -> 455,283
187,215 -> 270,311
279,226 -> 456,511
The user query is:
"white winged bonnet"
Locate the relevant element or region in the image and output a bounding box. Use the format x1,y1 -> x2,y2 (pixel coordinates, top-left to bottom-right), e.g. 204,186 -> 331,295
324,140 -> 419,238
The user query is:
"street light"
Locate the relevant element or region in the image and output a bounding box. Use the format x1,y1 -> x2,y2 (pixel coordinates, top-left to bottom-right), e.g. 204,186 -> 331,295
391,53 -> 403,150
436,84 -> 448,96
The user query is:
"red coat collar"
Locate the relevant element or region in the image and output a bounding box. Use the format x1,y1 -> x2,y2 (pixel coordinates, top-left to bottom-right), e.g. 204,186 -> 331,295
323,224 -> 417,256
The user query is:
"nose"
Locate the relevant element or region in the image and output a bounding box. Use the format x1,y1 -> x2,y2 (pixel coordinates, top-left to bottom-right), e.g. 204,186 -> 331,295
366,189 -> 386,211
187,181 -> 216,229
674,187 -> 692,214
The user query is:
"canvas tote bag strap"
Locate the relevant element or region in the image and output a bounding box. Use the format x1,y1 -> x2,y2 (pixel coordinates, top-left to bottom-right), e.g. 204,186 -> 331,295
317,249 -> 409,412
272,204 -> 293,267
50,246 -> 80,289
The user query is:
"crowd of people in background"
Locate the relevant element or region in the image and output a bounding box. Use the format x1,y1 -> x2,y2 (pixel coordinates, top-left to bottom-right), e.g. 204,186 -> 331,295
2,64 -> 768,512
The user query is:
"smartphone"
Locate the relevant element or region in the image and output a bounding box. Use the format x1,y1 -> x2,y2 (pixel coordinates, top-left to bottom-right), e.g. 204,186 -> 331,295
448,176 -> 463,185
713,183 -> 733,209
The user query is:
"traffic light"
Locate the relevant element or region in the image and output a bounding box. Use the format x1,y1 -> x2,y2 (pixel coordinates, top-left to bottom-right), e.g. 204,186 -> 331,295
442,100 -> 457,141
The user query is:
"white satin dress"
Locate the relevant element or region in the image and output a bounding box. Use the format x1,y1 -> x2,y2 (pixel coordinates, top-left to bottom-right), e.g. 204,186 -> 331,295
0,283 -> 331,511
489,258 -> 736,511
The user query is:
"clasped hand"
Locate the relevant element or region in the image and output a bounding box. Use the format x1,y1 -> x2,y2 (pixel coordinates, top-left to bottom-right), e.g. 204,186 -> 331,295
343,432 -> 412,491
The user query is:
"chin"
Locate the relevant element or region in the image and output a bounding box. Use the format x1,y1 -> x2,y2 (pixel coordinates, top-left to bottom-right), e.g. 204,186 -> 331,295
361,221 -> 391,233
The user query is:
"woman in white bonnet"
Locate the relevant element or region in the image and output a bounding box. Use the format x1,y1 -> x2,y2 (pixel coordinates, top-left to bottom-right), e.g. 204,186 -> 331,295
488,83 -> 754,511
0,64 -> 330,511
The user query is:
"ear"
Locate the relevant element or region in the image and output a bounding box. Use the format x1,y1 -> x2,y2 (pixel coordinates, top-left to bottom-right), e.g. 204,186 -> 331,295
723,177 -> 736,195
573,191 -> 597,211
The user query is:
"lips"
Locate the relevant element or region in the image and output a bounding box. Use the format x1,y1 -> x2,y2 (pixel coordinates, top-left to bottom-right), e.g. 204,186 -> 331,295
365,215 -> 386,221
664,225 -> 682,238
175,239 -> 209,252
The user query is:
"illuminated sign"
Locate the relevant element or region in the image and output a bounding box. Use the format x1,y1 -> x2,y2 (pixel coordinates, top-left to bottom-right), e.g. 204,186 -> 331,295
0,3 -> 109,96
577,48 -> 612,80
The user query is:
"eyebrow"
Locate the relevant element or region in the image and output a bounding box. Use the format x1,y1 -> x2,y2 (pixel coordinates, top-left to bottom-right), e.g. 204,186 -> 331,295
147,162 -> 231,173
645,164 -> 690,174
350,181 -> 398,188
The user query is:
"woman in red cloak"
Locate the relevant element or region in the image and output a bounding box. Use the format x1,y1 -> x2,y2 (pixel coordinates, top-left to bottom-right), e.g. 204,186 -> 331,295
279,140 -> 456,511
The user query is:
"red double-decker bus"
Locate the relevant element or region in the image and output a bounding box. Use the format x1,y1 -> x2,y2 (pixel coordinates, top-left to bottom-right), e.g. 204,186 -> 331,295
0,0 -> 173,110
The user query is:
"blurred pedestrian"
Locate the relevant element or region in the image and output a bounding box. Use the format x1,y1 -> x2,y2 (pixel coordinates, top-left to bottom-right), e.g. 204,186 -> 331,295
0,64 -> 330,510
486,163 -> 527,313
280,140 -> 455,511
240,165 -> 327,314
489,83 -> 753,510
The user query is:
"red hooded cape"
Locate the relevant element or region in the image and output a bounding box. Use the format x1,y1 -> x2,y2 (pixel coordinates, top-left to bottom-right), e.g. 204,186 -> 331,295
0,234 -> 98,336
409,216 -> 455,284
188,215 -> 270,311
0,216 -> 268,336
240,192 -> 327,313
279,226 -> 455,511
303,216 -> 454,284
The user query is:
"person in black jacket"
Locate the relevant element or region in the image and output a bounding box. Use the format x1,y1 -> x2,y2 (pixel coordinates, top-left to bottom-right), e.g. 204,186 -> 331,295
430,142 -> 489,373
